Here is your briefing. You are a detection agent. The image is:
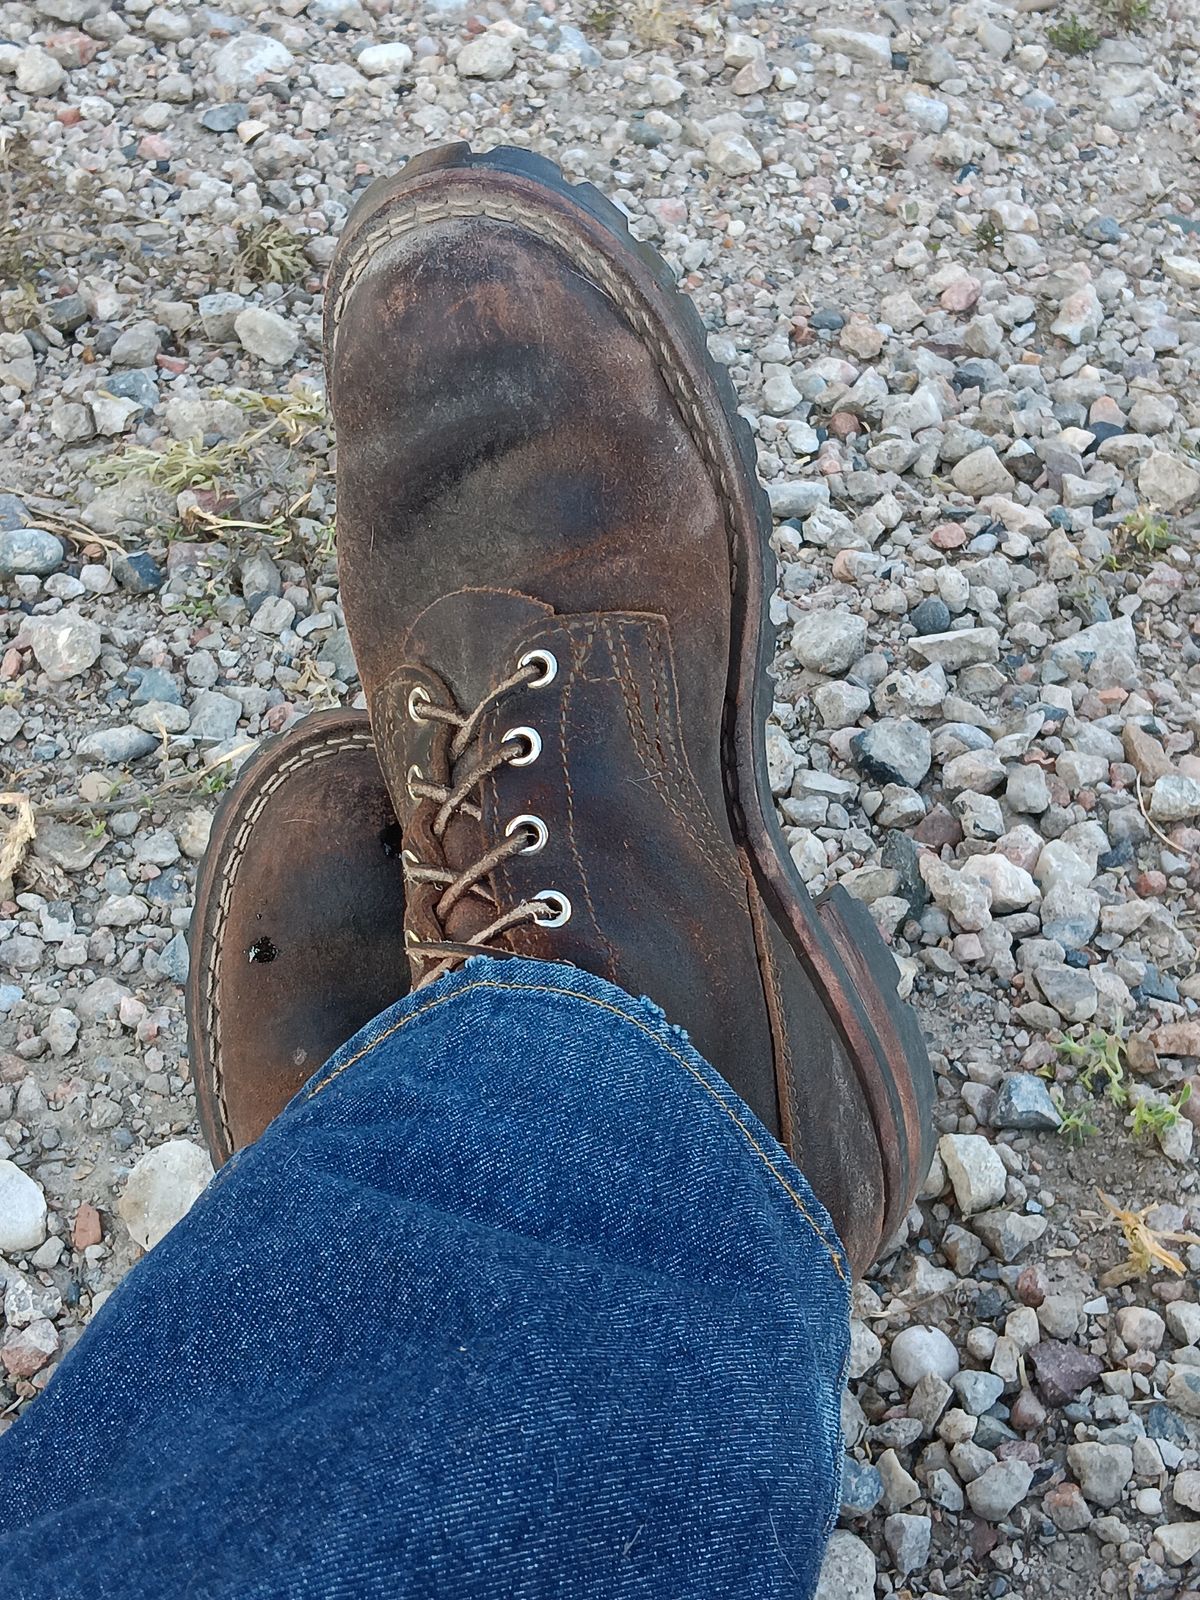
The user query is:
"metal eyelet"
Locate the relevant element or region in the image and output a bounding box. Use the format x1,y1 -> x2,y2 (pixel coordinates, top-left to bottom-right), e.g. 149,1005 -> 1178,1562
407,685 -> 431,722
505,814 -> 548,855
518,648 -> 558,688
532,889 -> 572,928
406,763 -> 423,800
503,726 -> 542,767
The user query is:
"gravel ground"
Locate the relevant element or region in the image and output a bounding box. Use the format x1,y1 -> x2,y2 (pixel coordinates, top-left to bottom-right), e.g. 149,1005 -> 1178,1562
1,0 -> 1200,1592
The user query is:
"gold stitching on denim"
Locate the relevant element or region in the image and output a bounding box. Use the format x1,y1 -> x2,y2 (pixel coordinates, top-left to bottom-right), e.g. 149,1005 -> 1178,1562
304,975 -> 847,1280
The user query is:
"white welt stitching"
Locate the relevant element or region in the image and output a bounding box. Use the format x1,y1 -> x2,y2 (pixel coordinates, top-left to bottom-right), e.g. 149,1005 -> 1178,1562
204,730 -> 376,1151
330,190 -> 741,592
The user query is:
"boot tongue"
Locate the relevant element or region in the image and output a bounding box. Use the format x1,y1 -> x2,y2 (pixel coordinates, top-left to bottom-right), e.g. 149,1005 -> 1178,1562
377,587 -> 557,953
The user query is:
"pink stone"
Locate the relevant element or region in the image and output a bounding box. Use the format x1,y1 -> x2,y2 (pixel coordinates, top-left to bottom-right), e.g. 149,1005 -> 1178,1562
941,275 -> 982,312
1,1320 -> 59,1379
1089,395 -> 1124,425
931,522 -> 967,550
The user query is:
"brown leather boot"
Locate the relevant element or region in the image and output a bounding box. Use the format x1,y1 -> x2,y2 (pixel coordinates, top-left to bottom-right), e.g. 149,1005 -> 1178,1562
324,143 -> 933,1274
187,709 -> 409,1165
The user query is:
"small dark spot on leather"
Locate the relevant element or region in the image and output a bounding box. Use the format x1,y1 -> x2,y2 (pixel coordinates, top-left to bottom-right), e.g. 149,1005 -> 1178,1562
379,823 -> 404,858
247,937 -> 278,964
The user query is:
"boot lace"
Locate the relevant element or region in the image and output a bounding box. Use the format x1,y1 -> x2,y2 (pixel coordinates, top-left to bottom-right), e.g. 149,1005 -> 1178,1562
402,648 -> 570,987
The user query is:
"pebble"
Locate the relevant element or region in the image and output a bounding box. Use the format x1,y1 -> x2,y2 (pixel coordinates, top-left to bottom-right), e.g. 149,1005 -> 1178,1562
357,42 -> 413,77
0,527 -> 65,578
210,35 -> 294,89
852,720 -> 931,788
1068,1442 -> 1135,1507
25,610 -> 101,681
77,726 -> 158,764
234,307 -> 300,367
938,1133 -> 1006,1216
456,28 -> 517,81
882,1513 -> 930,1577
706,130 -> 761,177
1149,775 -> 1200,822
1159,1523 -> 1200,1566
117,1140 -> 214,1252
793,611 -> 867,675
0,1161 -> 48,1252
890,1324 -> 960,1387
968,1459 -> 1035,1521
991,1074 -> 1061,1131
813,1530 -> 875,1600
16,46 -> 66,96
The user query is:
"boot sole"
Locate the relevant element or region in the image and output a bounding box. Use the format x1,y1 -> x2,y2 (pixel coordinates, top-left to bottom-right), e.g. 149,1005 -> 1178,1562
324,143 -> 935,1243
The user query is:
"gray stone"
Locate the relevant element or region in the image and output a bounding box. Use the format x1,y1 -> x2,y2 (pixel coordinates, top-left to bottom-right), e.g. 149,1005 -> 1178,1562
0,494 -> 31,531
839,1457 -> 883,1517
813,27 -> 892,68
155,931 -> 190,984
953,1369 -> 1005,1416
1052,284 -> 1104,345
959,854 -> 1039,912
915,44 -> 958,84
991,1074 -> 1061,1132
111,320 -> 160,366
1150,776 -> 1200,823
903,92 -> 949,133
877,1447 -> 920,1511
792,611 -> 868,675
118,1140 -> 213,1252
1160,1522 -> 1200,1567
766,480 -> 828,519
78,725 -> 158,764
318,627 -> 358,683
0,1160 -> 48,1252
198,292 -> 246,342
112,551 -> 164,594
706,130 -> 762,177
456,27 -> 517,79
883,1513 -> 931,1577
939,1133 -> 1006,1215
967,1459 -> 1034,1521
89,392 -> 142,436
1040,884 -> 1101,949
952,447 -> 1015,497
1068,1442 -> 1134,1508
132,667 -> 183,706
211,34 -> 294,89
814,681 -> 871,729
1166,1304 -> 1200,1347
26,610 -> 102,681
910,627 -> 1000,669
16,46 -> 65,95
973,1209 -> 1048,1262
1139,450 -> 1200,512
358,41 -> 414,76
812,1530 -> 875,1600
234,307 -> 299,367
1050,615 -> 1137,668
188,690 -> 241,743
1036,962 -> 1098,1023
0,527 -> 64,578
852,719 -> 931,788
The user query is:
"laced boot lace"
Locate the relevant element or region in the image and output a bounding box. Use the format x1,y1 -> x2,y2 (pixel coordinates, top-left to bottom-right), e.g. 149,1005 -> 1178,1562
402,648 -> 571,988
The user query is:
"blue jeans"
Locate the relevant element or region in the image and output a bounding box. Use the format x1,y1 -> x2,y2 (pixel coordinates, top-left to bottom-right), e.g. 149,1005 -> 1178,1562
0,958 -> 850,1598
